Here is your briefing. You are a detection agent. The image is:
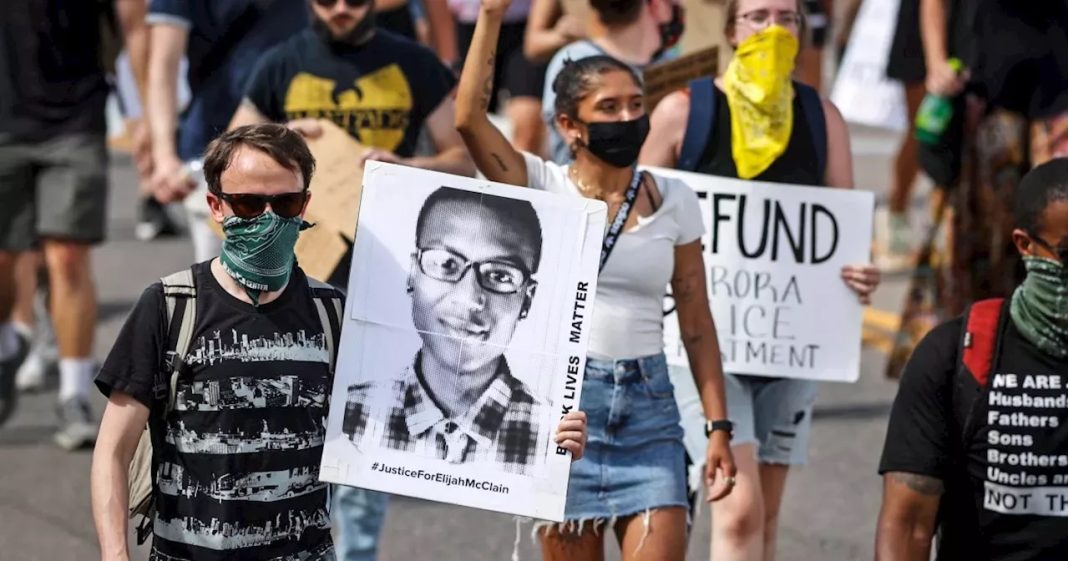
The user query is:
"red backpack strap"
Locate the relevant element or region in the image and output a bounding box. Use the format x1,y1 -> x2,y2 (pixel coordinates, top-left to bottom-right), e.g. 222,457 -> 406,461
960,298 -> 1007,386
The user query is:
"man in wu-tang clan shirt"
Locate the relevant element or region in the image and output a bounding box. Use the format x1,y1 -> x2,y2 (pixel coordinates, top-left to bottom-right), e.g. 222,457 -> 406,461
876,158 -> 1068,561
231,0 -> 474,182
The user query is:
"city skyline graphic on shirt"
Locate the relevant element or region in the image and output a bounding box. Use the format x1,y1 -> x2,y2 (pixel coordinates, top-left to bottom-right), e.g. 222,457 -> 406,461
165,419 -> 325,455
157,462 -> 325,503
153,507 -> 330,551
174,375 -> 328,412
180,329 -> 329,367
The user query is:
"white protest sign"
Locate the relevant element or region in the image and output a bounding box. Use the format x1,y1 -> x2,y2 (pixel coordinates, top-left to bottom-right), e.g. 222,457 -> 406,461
650,168 -> 874,382
320,162 -> 607,521
830,0 -> 907,132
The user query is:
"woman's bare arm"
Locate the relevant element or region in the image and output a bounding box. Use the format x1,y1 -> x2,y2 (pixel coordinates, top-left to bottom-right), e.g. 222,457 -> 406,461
454,0 -> 528,186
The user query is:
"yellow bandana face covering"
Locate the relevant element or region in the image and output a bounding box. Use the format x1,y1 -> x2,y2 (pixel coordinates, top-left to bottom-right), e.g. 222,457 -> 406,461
723,25 -> 800,179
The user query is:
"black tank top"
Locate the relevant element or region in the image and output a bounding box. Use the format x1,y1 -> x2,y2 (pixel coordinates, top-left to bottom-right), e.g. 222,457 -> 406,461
695,85 -> 823,187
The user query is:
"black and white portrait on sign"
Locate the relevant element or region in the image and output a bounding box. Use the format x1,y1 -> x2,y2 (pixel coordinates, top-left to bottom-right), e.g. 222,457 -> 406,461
343,186 -> 553,473
320,162 -> 606,521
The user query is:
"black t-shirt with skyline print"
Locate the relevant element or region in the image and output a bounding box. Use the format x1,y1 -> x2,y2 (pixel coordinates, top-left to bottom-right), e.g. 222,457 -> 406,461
96,261 -> 341,561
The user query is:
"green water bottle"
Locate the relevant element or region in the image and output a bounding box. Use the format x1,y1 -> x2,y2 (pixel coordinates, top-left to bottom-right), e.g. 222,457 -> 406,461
914,58 -> 964,144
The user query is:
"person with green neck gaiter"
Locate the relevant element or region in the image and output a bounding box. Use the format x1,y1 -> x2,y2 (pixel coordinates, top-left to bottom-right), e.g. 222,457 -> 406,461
202,126 -> 316,307
1011,256 -> 1068,359
876,157 -> 1068,561
219,212 -> 312,305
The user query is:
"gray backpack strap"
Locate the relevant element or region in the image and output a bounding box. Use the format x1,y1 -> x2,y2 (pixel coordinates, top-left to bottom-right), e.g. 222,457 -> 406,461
130,268 -> 197,545
161,269 -> 197,414
308,277 -> 342,373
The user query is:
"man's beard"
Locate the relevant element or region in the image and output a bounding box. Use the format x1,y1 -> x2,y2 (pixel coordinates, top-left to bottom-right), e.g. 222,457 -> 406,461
311,10 -> 376,49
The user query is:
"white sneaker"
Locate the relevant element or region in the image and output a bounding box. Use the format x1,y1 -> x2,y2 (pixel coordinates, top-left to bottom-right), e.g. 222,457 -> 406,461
15,351 -> 47,392
54,397 -> 97,451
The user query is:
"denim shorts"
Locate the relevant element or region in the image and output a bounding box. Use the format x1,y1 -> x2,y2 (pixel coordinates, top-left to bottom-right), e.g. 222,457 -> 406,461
725,374 -> 819,465
564,353 -> 689,522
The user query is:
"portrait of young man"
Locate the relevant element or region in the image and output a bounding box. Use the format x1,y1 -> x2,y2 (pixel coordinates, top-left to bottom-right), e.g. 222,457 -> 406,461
342,186 -> 553,475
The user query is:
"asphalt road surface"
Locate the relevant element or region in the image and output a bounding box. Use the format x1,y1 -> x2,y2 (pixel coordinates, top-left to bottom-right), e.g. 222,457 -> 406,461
0,123 -> 926,561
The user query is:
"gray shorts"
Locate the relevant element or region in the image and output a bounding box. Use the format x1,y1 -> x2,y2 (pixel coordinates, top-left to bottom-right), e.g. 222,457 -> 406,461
0,134 -> 109,250
725,374 -> 819,465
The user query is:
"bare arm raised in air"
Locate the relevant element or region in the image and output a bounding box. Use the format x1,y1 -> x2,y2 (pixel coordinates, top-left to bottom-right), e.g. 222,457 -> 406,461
454,0 -> 528,186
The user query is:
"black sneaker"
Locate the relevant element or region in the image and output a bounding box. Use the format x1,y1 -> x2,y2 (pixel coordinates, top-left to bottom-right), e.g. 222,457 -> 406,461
54,397 -> 97,450
135,196 -> 179,241
0,332 -> 30,427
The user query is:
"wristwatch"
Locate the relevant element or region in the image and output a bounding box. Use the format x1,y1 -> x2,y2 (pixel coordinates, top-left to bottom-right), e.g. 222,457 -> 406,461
704,419 -> 734,439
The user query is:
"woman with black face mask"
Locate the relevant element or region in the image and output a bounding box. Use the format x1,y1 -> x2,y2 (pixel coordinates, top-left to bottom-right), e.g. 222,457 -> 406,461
456,1 -> 736,560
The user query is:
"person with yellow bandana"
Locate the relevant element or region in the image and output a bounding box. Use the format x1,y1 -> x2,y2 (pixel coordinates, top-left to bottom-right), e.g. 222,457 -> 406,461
640,1 -> 880,560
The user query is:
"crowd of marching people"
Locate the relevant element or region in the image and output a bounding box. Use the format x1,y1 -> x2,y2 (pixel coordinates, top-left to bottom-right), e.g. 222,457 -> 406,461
0,0 -> 1065,560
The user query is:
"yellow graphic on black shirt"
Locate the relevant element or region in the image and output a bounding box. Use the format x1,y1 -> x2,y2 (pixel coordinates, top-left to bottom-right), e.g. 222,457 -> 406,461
283,64 -> 413,151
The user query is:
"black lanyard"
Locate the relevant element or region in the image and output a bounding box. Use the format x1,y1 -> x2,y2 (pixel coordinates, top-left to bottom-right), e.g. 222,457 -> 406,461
598,170 -> 643,272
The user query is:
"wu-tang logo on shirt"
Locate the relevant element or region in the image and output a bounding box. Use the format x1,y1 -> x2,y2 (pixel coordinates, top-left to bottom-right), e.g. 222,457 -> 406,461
284,64 -> 413,152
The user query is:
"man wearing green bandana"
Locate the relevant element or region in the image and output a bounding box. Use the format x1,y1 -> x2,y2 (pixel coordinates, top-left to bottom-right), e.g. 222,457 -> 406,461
89,124 -> 344,561
875,157 -> 1068,561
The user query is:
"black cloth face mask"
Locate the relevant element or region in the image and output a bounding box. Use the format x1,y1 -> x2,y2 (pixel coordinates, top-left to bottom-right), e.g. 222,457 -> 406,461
579,115 -> 651,168
653,3 -> 685,60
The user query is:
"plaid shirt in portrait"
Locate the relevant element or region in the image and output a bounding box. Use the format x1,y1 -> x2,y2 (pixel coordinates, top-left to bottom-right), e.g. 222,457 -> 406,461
342,355 -> 550,475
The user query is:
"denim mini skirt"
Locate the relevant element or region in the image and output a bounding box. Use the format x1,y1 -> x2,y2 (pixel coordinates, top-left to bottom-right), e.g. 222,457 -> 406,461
564,353 -> 689,523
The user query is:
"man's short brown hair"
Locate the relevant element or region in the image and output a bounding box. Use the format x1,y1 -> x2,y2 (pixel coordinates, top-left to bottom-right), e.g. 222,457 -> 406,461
203,124 -> 316,194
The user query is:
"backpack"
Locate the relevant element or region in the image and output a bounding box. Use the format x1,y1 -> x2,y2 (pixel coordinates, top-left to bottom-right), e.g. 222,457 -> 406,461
126,268 -> 343,545
677,76 -> 828,180
951,297 -> 1011,446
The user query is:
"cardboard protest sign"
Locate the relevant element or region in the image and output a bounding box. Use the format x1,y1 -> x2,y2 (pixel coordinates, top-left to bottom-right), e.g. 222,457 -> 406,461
320,162 -> 607,521
829,0 -> 907,131
643,47 -> 719,110
303,119 -> 367,242
651,168 -> 874,382
294,208 -> 349,282
296,119 -> 367,279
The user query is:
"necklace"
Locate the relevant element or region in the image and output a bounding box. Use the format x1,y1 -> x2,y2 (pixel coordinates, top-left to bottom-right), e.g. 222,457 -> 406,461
568,166 -> 602,199
568,166 -> 642,201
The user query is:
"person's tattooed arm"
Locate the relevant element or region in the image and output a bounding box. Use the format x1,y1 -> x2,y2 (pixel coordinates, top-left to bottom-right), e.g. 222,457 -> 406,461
454,0 -> 528,186
875,472 -> 943,561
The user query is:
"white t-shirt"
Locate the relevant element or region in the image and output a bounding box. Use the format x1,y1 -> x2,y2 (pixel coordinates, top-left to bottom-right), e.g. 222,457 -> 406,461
522,152 -> 705,360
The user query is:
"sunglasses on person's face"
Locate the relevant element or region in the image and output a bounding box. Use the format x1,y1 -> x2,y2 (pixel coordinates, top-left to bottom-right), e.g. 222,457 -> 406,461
215,191 -> 309,219
313,0 -> 372,8
1030,233 -> 1068,265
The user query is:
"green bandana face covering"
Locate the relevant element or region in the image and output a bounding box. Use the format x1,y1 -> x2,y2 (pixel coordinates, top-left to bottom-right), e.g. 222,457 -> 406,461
1010,256 -> 1068,359
219,212 -> 310,305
